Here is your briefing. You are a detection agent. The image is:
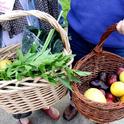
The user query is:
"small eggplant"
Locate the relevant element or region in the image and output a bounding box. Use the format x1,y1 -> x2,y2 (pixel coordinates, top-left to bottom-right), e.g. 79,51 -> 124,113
98,72 -> 107,82
98,80 -> 109,91
89,80 -> 100,88
89,79 -> 109,91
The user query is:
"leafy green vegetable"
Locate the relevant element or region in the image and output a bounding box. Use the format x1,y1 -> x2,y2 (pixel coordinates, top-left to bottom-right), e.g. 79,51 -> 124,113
58,77 -> 72,91
0,11 -> 91,90
59,0 -> 70,24
0,44 -> 91,90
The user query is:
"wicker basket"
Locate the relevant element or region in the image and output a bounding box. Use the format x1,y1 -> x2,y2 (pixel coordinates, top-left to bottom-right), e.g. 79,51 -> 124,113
72,24 -> 124,123
0,10 -> 72,114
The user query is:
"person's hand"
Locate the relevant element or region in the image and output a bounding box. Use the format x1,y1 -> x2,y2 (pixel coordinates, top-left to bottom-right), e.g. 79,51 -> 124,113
117,20 -> 124,34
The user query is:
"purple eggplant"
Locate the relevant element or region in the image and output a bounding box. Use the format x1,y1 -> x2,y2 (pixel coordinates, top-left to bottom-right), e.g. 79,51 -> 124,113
98,72 -> 107,82
89,79 -> 109,91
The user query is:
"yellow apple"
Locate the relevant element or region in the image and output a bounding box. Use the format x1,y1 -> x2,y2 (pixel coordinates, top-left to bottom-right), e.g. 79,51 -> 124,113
120,96 -> 124,103
84,88 -> 107,103
0,59 -> 11,71
110,81 -> 124,97
119,71 -> 124,83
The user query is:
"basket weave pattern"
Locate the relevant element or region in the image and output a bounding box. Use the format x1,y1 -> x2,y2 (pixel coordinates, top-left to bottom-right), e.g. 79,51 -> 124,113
0,10 -> 71,114
72,24 -> 124,123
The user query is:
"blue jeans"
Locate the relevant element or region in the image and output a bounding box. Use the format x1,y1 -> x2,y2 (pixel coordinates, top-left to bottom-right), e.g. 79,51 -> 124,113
69,25 -> 124,64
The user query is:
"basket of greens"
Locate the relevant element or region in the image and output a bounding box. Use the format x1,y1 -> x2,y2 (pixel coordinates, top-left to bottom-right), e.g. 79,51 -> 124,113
0,10 -> 90,114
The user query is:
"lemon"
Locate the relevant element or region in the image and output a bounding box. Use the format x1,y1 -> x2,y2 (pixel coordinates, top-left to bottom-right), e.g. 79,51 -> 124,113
84,88 -> 107,103
110,81 -> 124,97
0,59 -> 11,70
120,96 -> 124,103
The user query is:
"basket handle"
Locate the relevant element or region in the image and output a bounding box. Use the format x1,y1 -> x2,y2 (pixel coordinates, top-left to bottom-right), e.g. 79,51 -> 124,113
0,10 -> 71,54
93,24 -> 117,53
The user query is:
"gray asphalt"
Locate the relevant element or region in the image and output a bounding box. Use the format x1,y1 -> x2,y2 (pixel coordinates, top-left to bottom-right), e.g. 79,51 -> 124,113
0,94 -> 124,124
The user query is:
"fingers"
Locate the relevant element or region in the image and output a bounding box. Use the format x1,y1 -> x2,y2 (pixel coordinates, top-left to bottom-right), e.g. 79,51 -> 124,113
116,20 -> 124,34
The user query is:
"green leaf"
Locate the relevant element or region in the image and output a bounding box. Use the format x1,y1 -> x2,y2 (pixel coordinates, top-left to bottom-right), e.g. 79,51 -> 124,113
25,53 -> 36,62
41,11 -> 63,54
15,71 -> 21,80
48,76 -> 57,84
41,73 -> 48,80
25,65 -> 32,71
28,70 -> 34,78
65,68 -> 81,83
39,65 -> 46,72
30,42 -> 38,53
17,49 -> 25,62
31,50 -> 57,66
58,77 -> 72,91
70,76 -> 81,83
32,49 -> 50,61
74,70 -> 91,76
6,68 -> 16,78
12,60 -> 20,66
65,68 -> 73,80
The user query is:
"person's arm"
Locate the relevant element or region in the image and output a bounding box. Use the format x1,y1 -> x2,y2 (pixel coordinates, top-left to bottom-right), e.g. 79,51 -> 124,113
117,20 -> 124,34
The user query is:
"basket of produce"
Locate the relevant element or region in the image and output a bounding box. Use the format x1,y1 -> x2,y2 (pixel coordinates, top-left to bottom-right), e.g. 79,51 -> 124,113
0,10 -> 89,114
72,24 -> 124,123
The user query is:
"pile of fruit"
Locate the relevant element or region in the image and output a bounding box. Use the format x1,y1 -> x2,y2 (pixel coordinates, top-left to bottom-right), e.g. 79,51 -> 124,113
84,67 -> 124,104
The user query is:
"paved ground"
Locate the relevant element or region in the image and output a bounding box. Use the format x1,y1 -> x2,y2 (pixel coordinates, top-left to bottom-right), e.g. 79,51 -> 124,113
0,94 -> 124,124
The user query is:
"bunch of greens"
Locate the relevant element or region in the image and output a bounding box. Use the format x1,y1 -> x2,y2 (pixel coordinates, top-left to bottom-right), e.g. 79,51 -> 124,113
0,12 -> 91,90
0,44 -> 90,90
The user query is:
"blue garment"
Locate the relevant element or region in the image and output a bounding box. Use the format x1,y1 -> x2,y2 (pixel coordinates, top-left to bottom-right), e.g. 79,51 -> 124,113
69,26 -> 124,63
68,0 -> 124,48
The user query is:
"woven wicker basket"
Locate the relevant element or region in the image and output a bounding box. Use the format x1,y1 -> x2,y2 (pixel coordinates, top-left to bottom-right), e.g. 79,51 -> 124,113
0,10 -> 72,114
72,24 -> 124,123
